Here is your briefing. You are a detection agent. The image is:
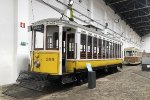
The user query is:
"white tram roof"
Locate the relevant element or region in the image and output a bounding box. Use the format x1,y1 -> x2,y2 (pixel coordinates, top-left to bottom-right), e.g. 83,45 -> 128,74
32,18 -> 122,43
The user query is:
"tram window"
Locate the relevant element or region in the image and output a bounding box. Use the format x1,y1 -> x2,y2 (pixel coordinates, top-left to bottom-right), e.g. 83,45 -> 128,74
103,39 -> 106,59
119,44 -> 121,58
34,31 -> 44,50
93,37 -> 97,59
98,39 -> 102,59
67,34 -> 75,59
106,41 -> 109,59
110,42 -> 113,58
113,43 -> 115,58
80,34 -> 86,59
115,43 -> 118,58
87,36 -> 92,59
46,26 -> 59,50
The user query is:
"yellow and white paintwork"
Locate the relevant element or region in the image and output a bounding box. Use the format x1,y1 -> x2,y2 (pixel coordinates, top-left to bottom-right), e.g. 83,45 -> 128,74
31,51 -> 60,75
31,51 -> 122,75
66,59 -> 122,72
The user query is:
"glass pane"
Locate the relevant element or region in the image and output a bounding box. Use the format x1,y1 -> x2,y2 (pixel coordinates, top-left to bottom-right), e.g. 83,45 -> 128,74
35,31 -> 44,49
46,25 -> 59,50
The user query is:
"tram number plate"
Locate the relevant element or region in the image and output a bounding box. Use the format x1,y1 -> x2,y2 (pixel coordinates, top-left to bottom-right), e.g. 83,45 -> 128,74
46,58 -> 55,61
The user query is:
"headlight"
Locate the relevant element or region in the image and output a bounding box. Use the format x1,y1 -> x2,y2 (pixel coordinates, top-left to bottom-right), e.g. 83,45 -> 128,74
34,60 -> 40,68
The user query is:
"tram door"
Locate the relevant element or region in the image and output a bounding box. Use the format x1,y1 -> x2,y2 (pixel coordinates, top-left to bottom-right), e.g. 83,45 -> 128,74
67,33 -> 75,59
62,31 -> 66,73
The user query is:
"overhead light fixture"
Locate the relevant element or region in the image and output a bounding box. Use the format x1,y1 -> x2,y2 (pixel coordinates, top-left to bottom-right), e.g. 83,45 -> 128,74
69,0 -> 74,6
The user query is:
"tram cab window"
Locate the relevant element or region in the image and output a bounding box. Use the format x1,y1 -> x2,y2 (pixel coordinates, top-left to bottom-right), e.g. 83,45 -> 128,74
87,35 -> 92,59
46,26 -> 59,50
98,39 -> 102,59
80,34 -> 86,59
93,37 -> 97,59
34,30 -> 44,50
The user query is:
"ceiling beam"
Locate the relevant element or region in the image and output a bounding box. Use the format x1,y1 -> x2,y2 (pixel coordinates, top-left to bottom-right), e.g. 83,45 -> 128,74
133,24 -> 150,29
131,20 -> 150,25
120,6 -> 150,14
108,0 -> 128,5
136,29 -> 150,31
124,13 -> 150,20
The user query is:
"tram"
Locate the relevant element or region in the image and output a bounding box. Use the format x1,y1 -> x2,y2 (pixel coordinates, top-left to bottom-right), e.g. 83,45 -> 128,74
18,18 -> 123,86
124,47 -> 142,65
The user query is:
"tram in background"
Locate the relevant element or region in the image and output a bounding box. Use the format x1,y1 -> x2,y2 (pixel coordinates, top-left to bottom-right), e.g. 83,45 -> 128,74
124,47 -> 142,65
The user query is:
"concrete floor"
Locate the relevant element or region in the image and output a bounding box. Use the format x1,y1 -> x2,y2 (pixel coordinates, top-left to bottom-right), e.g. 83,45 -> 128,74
1,65 -> 150,100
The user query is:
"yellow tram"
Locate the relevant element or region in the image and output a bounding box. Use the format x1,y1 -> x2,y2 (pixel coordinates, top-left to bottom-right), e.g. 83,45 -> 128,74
19,18 -> 123,86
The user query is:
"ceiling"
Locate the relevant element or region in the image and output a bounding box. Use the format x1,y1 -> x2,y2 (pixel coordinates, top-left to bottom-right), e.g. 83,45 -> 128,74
103,0 -> 150,37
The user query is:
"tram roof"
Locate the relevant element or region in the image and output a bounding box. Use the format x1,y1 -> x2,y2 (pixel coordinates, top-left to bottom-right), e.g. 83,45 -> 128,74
32,18 -> 122,43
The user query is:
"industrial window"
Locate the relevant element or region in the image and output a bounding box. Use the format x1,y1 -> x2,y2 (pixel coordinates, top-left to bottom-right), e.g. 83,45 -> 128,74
87,35 -> 92,59
80,34 -> 86,59
98,39 -> 102,59
102,39 -> 106,59
46,25 -> 59,50
93,37 -> 97,59
34,31 -> 44,50
67,34 -> 75,59
106,41 -> 109,59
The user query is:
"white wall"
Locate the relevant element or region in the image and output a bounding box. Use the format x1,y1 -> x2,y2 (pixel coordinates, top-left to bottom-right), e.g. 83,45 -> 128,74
141,34 -> 150,53
0,0 -> 17,85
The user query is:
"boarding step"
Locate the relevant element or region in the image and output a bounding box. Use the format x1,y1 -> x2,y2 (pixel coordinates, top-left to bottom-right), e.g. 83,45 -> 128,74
61,76 -> 77,84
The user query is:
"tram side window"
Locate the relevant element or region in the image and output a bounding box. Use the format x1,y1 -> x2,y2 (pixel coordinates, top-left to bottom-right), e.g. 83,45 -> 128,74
106,41 -> 109,59
110,42 -> 112,58
117,44 -> 119,58
34,31 -> 44,50
119,44 -> 121,58
118,44 -> 120,58
80,34 -> 86,59
98,39 -> 102,59
67,34 -> 75,59
87,36 -> 92,59
93,37 -> 97,59
46,26 -> 59,50
115,43 -> 118,58
103,39 -> 106,59
113,43 -> 115,58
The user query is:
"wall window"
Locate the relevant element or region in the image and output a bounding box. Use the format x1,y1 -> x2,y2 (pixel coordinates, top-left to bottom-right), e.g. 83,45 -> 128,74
87,36 -> 92,59
80,34 -> 86,59
93,37 -> 97,59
